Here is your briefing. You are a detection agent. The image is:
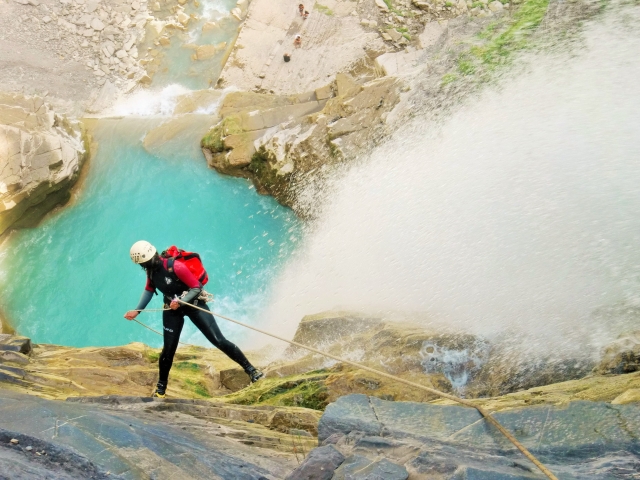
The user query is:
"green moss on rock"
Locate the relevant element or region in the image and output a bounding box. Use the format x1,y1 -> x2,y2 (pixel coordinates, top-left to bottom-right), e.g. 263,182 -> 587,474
223,371 -> 331,411
201,124 -> 225,153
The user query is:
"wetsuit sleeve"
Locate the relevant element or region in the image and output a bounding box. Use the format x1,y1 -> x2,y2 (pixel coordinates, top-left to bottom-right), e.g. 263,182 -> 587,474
135,289 -> 154,311
173,261 -> 202,304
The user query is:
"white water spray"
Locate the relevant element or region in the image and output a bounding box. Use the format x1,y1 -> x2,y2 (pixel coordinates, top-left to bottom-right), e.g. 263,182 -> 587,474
110,84 -> 192,116
263,7 -> 640,361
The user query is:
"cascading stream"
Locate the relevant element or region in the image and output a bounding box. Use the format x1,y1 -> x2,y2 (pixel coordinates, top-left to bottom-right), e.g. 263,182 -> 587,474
261,6 -> 640,366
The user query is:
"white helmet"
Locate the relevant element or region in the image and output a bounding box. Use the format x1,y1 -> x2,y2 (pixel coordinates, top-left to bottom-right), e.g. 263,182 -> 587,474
130,240 -> 157,264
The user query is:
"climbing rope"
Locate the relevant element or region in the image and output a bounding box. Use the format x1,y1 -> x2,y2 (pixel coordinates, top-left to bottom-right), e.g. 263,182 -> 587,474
133,300 -> 559,480
131,308 -> 197,347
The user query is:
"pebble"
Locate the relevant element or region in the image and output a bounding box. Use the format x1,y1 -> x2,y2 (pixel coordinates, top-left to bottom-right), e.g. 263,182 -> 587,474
10,439 -> 19,445
25,446 -> 33,451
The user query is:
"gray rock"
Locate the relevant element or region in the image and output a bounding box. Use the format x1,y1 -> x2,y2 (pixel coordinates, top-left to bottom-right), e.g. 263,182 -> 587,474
0,389 -> 292,479
316,395 -> 640,479
0,351 -> 30,365
285,445 -> 345,480
0,429 -> 113,479
333,456 -> 408,480
0,336 -> 32,355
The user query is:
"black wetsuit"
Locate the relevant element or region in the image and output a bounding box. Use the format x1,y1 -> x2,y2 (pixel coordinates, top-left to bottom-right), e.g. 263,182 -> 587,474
137,257 -> 253,388
159,301 -> 252,386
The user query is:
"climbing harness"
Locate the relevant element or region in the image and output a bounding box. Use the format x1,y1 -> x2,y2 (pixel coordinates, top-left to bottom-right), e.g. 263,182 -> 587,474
132,299 -> 559,480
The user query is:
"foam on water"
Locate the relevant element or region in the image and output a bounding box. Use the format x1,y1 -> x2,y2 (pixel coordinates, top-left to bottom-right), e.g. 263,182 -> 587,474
110,84 -> 191,116
261,6 -> 640,361
201,0 -> 232,20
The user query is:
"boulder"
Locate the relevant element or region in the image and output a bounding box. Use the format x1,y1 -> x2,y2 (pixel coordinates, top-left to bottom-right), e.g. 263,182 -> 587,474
202,21 -> 217,32
0,335 -> 32,355
335,73 -> 361,98
285,445 -> 345,480
488,0 -> 504,11
612,388 -> 640,405
90,17 -> 104,30
375,0 -> 389,11
219,368 -> 250,391
195,45 -> 217,60
176,10 -> 190,26
595,331 -> 640,374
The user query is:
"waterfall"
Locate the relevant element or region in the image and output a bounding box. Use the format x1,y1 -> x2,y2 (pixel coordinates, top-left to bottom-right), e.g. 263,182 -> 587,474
262,6 -> 640,362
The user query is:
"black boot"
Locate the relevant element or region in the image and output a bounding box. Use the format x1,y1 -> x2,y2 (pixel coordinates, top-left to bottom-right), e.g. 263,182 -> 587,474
245,366 -> 264,383
152,381 -> 167,398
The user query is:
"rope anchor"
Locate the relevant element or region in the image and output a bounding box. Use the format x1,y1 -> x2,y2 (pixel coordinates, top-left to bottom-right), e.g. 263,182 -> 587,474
132,299 -> 559,480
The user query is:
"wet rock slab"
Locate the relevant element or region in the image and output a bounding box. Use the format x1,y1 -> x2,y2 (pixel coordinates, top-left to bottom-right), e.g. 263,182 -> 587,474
311,394 -> 640,479
0,389 -> 295,479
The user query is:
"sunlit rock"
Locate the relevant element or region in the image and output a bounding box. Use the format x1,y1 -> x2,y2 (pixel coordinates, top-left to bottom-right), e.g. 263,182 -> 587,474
0,94 -> 87,235
595,330 -> 640,374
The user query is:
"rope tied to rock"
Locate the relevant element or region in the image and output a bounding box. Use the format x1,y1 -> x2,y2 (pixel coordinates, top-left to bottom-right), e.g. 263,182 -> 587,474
133,299 -> 559,480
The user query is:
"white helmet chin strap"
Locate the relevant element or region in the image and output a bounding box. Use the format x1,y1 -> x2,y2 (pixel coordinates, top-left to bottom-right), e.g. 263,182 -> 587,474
130,240 -> 157,264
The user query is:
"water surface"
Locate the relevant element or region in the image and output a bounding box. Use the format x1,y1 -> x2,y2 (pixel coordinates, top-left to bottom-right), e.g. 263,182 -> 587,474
0,119 -> 300,347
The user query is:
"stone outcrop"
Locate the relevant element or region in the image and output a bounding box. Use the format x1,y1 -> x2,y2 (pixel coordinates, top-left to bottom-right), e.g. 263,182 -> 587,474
0,389 -> 302,479
296,394 -> 640,479
202,74 -> 402,214
0,337 -> 262,400
218,0 -> 492,95
0,93 -> 88,236
595,330 -> 640,375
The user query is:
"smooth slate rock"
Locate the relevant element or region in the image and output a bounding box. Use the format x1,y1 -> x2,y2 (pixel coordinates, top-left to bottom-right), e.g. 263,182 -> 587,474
315,394 -> 640,479
318,394 -> 382,442
285,445 -> 345,480
0,389 -> 289,479
332,455 -> 408,480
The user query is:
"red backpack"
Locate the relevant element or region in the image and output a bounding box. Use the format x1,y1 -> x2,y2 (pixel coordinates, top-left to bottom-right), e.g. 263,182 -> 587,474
161,246 -> 209,286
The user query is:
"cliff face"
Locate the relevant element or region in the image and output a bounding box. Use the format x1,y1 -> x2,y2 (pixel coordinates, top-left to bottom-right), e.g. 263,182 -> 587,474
201,74 -> 402,215
2,314 -> 640,478
0,93 -> 88,236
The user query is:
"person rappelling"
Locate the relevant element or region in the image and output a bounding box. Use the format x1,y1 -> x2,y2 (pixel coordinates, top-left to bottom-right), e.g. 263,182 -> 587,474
124,240 -> 264,398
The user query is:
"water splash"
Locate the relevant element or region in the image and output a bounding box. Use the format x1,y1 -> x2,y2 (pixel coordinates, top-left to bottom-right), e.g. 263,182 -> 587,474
261,6 -> 640,365
110,84 -> 191,116
420,340 -> 490,390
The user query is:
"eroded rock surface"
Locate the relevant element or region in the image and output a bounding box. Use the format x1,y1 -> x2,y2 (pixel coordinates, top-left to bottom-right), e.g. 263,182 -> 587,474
0,389 -> 301,479
0,93 -> 88,235
308,394 -> 640,479
202,74 -> 402,214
